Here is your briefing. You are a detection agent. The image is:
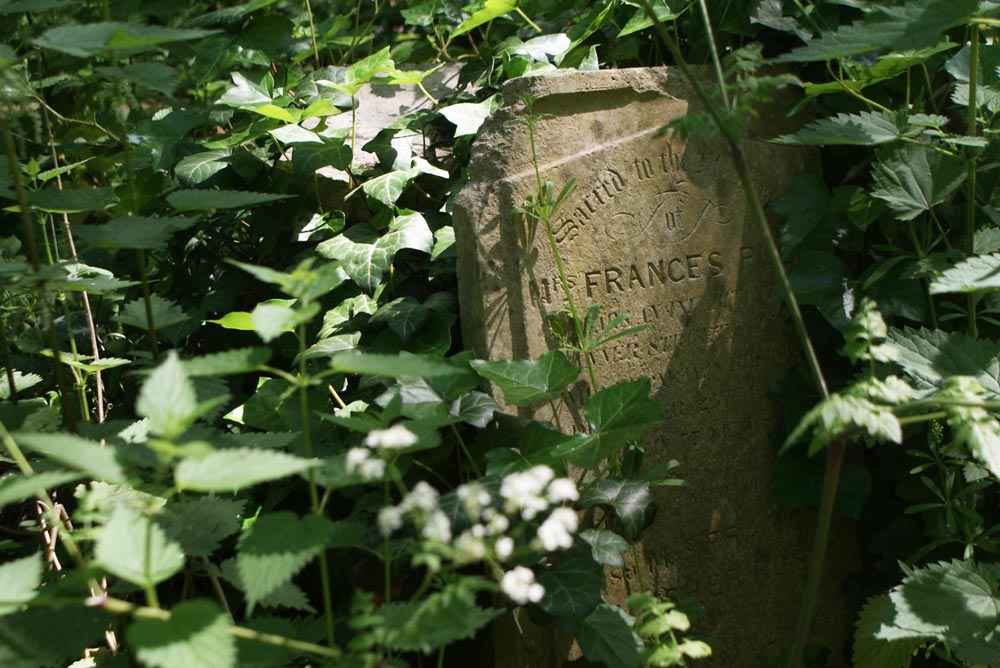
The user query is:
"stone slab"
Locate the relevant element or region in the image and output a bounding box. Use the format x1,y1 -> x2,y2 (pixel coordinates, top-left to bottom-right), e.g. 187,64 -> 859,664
453,68 -> 854,667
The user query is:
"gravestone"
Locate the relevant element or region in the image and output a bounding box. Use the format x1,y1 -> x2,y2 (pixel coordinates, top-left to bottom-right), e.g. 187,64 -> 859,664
453,68 -> 855,667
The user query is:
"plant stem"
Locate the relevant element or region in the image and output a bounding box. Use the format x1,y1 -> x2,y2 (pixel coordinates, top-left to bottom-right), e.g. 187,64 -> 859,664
966,25 -> 980,339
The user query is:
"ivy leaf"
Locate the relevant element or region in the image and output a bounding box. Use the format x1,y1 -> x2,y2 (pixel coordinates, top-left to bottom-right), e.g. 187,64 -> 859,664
317,212 -> 432,292
136,351 -> 198,440
451,390 -> 500,428
175,150 -> 232,185
853,595 -> 925,668
128,600 -> 235,668
553,379 -> 663,469
291,141 -> 351,177
175,448 -> 319,492
776,0 -> 978,63
451,0 -> 516,37
355,168 -> 420,208
96,506 -> 185,588
13,432 -> 125,483
871,144 -> 965,221
0,470 -> 83,510
536,547 -> 604,619
470,350 -> 580,407
158,498 -> 244,558
370,297 -> 428,342
578,529 -> 629,567
72,215 -> 198,250
237,512 -> 335,612
887,327 -> 1000,396
774,111 -> 913,146
439,96 -> 501,137
167,189 -> 291,211
574,604 -> 642,668
579,480 -> 657,541
380,581 -> 502,653
0,553 -> 42,615
930,253 -> 1000,294
116,294 -> 189,330
217,71 -> 271,107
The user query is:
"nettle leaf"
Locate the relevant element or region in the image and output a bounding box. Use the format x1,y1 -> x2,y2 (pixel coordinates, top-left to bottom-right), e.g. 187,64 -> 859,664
26,187 -> 117,213
0,606 -> 113,668
887,327 -> 1000,396
451,0 -> 516,37
58,262 -> 138,293
181,348 -> 272,377
175,150 -> 232,185
0,369 -> 41,398
356,168 -> 420,207
128,600 -> 235,668
137,351 -> 198,440
0,470 -> 83,510
252,302 -> 319,343
73,215 -> 198,250
381,581 -> 502,653
877,560 -> 1000,663
854,595 -> 925,668
317,212 -> 432,292
33,22 -> 216,57
237,512 -> 335,612
94,62 -> 179,95
167,189 -> 291,211
776,0 -> 978,63
96,506 -> 185,588
116,294 -> 189,330
0,553 -> 42,615
774,111 -> 916,146
536,547 -> 604,619
931,253 -> 1000,294
575,603 -> 642,668
871,144 -> 965,221
579,528 -> 629,567
328,351 -> 471,379
158,498 -> 244,557
579,479 -> 657,541
175,448 -> 319,492
785,394 -> 902,455
14,431 -> 125,483
553,379 -> 663,469
470,350 -> 580,407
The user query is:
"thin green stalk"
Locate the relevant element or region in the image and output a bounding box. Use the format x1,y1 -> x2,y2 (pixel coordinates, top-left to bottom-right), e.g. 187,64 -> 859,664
696,0 -> 729,111
297,323 -> 336,649
966,25 -> 980,339
304,0 -> 320,65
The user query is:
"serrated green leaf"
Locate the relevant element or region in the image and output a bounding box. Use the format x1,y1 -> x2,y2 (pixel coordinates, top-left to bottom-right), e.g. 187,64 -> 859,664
552,379 -> 663,469
94,62 -> 179,95
536,547 -> 604,619
0,470 -> 83,509
128,600 -> 235,668
25,187 -> 117,213
357,168 -> 419,207
116,294 -> 189,330
451,0 -> 516,37
251,302 -> 319,343
0,369 -> 41,398
380,581 -> 502,653
887,327 -> 1000,395
181,348 -> 272,376
470,350 -> 580,407
578,529 -> 629,567
785,394 -> 902,455
774,111 -> 913,146
96,506 -> 185,587
175,150 -> 232,185
158,498 -> 244,557
853,595 -> 924,668
167,189 -> 291,211
175,448 -> 319,492
57,262 -> 138,294
776,0 -> 977,63
328,351 -> 471,379
0,553 -> 42,615
0,606 -> 113,668
14,431 -> 125,483
237,512 -> 334,612
579,479 -> 657,541
871,144 -> 965,221
931,253 -> 1000,294
575,603 -> 642,668
137,351 -> 198,440
72,215 -> 198,250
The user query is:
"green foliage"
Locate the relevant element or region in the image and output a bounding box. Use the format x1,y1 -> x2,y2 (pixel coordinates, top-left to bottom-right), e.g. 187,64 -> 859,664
128,601 -> 235,668
96,506 -> 186,589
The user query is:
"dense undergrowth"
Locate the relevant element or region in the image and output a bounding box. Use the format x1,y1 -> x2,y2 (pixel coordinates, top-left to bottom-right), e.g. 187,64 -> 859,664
3,1 -> 1000,667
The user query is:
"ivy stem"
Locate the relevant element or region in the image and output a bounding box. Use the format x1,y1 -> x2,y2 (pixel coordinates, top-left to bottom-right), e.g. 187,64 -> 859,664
297,323 -> 336,649
304,0 -> 320,65
636,3 -> 833,665
966,25 -> 980,339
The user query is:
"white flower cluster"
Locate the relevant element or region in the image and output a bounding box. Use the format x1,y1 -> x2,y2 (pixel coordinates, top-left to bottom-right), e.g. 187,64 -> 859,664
378,481 -> 452,543
501,566 -> 544,605
364,424 -> 418,450
500,465 -> 579,520
344,447 -> 385,481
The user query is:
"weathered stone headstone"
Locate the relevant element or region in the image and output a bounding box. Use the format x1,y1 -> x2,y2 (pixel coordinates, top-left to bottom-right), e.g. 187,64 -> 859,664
453,68 -> 854,667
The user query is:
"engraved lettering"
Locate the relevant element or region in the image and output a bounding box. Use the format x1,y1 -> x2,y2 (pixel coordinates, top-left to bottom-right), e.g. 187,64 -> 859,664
667,258 -> 685,282
605,267 -> 624,293
628,264 -> 646,289
585,271 -> 602,297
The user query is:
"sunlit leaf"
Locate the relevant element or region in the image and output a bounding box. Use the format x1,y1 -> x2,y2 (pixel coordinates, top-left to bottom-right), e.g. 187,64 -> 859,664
96,506 -> 185,587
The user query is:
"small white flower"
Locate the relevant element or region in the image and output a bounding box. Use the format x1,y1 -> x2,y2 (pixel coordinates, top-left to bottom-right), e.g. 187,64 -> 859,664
484,511 -> 510,536
471,524 -> 486,538
358,458 -> 385,480
536,507 -> 578,552
456,483 -> 492,519
345,447 -> 370,473
403,481 -> 440,513
501,566 -> 544,604
346,448 -> 384,480
378,506 -> 404,536
495,536 -> 514,561
421,510 -> 452,543
547,478 -> 579,503
364,424 -> 418,450
454,530 -> 487,563
501,465 -> 555,519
